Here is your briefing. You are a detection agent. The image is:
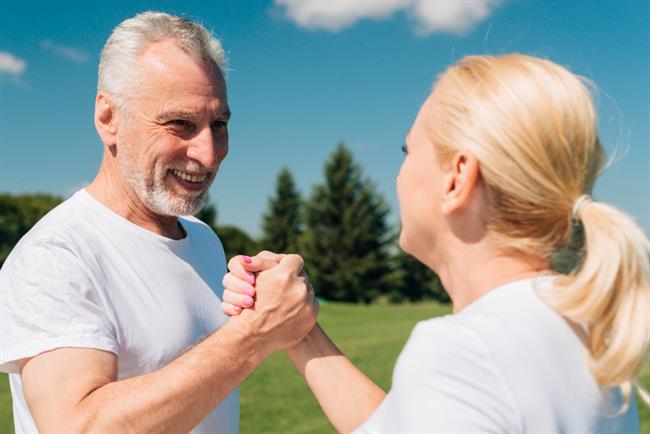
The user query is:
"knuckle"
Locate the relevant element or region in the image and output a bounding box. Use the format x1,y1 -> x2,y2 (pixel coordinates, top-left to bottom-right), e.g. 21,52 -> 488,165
227,257 -> 239,271
294,255 -> 305,270
220,301 -> 231,314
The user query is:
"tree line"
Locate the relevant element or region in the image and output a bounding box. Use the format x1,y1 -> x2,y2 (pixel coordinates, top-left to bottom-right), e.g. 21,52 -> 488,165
0,143 -> 454,304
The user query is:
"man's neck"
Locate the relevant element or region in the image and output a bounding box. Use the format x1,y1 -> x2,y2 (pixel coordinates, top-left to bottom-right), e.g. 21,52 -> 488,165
86,156 -> 185,240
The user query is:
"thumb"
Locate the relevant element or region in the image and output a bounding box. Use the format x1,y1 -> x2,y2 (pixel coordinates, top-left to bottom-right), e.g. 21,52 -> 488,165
277,254 -> 305,274
257,250 -> 286,264
238,254 -> 280,273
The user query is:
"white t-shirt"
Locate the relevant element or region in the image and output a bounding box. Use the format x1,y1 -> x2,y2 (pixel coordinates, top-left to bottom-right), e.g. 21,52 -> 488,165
355,276 -> 639,433
0,189 -> 239,434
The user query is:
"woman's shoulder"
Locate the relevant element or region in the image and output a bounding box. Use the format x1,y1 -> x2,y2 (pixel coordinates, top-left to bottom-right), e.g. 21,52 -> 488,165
385,316 -> 523,432
401,315 -> 494,369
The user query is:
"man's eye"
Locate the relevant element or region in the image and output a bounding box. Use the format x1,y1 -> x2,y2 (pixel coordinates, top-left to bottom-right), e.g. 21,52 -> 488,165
401,144 -> 408,154
211,120 -> 228,130
168,120 -> 194,130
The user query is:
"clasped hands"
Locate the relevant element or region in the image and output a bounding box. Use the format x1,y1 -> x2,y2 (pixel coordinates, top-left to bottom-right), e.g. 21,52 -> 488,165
221,251 -> 319,352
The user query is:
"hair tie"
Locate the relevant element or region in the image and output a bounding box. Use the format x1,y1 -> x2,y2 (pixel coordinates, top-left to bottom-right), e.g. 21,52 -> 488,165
572,194 -> 593,219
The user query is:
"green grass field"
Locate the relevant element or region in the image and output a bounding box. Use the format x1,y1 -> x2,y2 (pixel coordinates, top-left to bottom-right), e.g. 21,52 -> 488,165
1,301 -> 648,433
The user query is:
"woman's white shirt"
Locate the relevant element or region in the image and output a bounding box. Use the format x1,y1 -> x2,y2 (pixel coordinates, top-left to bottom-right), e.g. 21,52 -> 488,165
355,276 -> 639,433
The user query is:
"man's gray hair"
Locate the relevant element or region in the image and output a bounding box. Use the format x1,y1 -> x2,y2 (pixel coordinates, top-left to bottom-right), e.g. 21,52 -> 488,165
98,11 -> 227,108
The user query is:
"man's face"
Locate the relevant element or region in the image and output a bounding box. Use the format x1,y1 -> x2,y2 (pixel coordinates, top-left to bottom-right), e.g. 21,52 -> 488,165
115,39 -> 230,216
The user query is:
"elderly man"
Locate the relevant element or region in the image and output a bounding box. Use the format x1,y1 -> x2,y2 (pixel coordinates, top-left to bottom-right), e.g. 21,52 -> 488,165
0,12 -> 317,433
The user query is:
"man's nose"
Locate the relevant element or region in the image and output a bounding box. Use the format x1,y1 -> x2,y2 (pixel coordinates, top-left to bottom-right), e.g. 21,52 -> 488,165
186,126 -> 225,169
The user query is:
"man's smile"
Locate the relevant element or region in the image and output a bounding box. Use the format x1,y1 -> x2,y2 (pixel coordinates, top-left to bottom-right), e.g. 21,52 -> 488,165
169,168 -> 208,183
168,168 -> 211,192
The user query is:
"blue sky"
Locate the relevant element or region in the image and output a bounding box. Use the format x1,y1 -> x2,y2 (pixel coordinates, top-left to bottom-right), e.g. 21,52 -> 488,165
1,0 -> 648,236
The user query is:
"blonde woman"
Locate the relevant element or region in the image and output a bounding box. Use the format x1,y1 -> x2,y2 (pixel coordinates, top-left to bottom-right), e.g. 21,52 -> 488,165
221,54 -> 648,432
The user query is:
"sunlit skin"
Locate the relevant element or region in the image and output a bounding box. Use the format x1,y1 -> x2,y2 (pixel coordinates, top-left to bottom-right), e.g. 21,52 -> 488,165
396,94 -> 551,313
88,39 -> 231,239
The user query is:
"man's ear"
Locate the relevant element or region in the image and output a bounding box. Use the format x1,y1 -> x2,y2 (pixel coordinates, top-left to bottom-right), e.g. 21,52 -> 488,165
94,93 -> 118,148
441,151 -> 480,215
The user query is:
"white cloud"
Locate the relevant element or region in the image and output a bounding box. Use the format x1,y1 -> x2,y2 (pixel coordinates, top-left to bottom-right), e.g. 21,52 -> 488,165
0,51 -> 27,75
274,0 -> 501,35
275,0 -> 408,32
410,1 -> 498,34
41,39 -> 89,63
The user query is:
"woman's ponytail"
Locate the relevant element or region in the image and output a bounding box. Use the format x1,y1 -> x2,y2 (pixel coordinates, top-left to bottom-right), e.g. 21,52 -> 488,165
546,195 -> 650,407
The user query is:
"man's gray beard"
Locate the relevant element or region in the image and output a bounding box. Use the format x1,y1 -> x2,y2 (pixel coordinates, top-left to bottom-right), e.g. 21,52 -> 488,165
118,152 -> 209,217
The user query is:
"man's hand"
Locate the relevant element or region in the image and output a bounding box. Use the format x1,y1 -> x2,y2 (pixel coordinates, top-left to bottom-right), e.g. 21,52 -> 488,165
225,253 -> 319,352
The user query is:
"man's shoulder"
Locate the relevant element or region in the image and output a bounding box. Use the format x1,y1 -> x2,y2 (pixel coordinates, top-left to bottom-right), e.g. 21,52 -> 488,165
180,215 -> 224,249
3,192 -> 91,270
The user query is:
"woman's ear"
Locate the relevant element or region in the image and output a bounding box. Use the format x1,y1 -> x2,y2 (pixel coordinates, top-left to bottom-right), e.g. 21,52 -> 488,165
94,93 -> 118,148
441,151 -> 480,215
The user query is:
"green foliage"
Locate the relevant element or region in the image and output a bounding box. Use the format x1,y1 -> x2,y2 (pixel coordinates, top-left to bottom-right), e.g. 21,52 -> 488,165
217,225 -> 260,259
390,250 -> 450,303
301,143 -> 392,303
0,374 -> 12,434
261,167 -> 303,253
194,200 -> 218,230
0,193 -> 62,266
550,220 -> 585,274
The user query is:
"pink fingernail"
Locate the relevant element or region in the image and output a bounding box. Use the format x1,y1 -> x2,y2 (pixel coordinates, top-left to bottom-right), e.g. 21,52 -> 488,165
233,305 -> 241,313
243,297 -> 253,307
242,256 -> 252,264
246,287 -> 255,297
246,274 -> 255,284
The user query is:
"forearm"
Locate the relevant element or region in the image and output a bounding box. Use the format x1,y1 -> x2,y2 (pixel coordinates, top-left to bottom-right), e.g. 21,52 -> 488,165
287,324 -> 386,434
67,320 -> 267,434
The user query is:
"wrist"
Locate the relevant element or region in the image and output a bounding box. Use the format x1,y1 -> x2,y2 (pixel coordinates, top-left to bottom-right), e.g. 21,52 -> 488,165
221,315 -> 274,364
286,323 -> 322,358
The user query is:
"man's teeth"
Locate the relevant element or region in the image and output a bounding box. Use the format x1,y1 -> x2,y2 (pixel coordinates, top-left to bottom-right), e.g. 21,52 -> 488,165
171,169 -> 206,183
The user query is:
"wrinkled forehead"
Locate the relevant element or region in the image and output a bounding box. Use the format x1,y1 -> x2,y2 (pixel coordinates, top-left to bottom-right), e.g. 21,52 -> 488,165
136,39 -> 227,101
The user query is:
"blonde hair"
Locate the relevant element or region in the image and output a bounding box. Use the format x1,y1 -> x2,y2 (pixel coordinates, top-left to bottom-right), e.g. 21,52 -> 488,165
427,54 -> 649,407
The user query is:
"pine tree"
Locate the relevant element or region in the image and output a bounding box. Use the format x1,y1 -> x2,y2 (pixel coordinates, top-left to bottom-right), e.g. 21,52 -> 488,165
261,167 -> 303,253
301,143 -> 392,303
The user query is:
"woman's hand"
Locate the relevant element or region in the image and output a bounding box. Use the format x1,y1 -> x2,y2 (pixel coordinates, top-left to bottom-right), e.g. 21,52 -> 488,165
221,250 -> 285,316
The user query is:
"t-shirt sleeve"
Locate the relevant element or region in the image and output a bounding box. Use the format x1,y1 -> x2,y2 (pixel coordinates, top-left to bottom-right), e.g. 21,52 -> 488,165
0,238 -> 118,373
355,319 -> 522,433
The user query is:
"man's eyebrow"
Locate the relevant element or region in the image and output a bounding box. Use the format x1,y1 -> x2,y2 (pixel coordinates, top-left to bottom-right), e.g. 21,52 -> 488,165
156,109 -> 232,122
156,110 -> 200,122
